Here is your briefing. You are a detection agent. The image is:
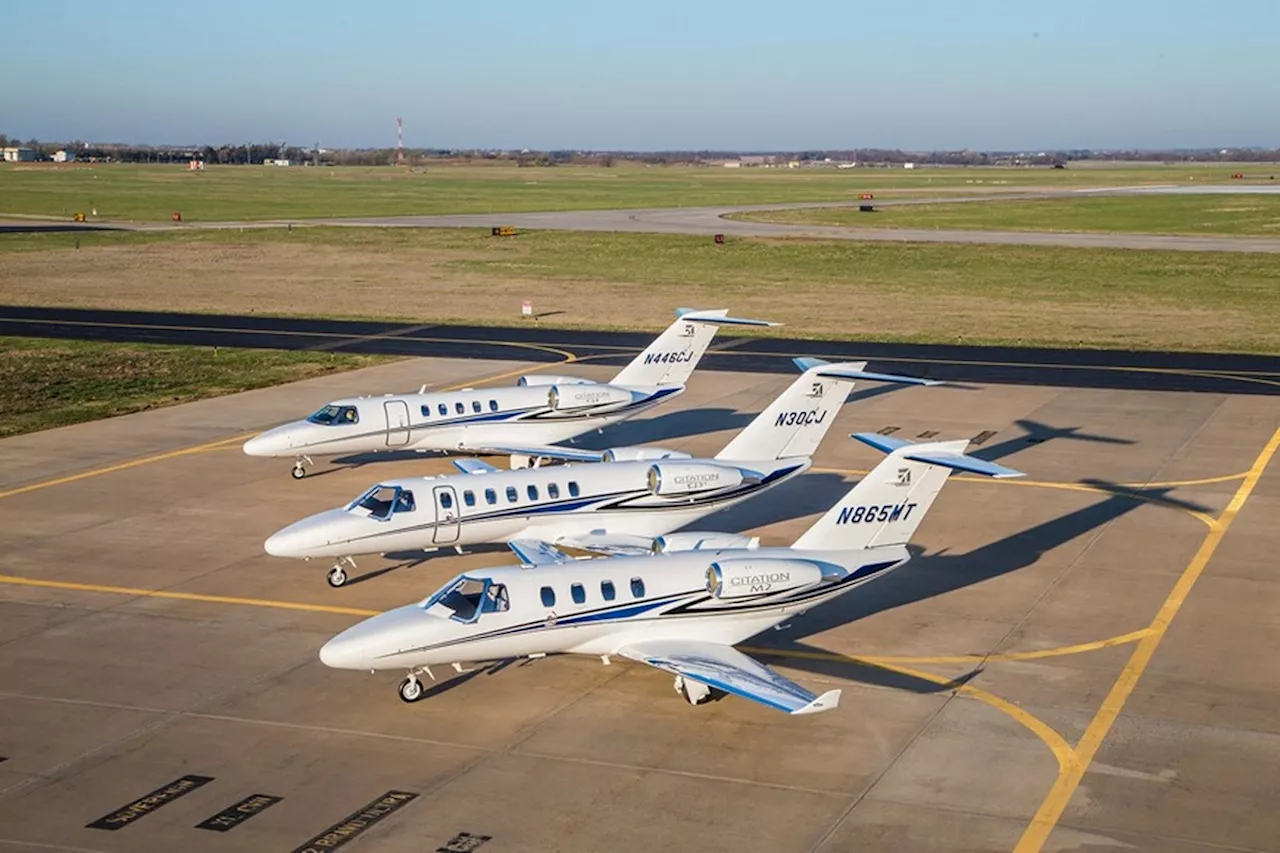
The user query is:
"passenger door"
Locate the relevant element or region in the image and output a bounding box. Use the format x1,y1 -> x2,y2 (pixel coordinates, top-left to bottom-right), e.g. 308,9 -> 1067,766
432,485 -> 461,544
383,400 -> 411,447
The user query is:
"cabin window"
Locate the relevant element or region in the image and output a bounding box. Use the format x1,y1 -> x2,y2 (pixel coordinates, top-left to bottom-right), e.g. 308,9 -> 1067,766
420,406 -> 432,418
506,486 -> 518,503
455,402 -> 465,414
439,492 -> 453,510
548,483 -> 560,499
540,586 -> 556,607
527,484 -> 539,501
568,481 -> 580,497
601,580 -> 616,601
484,488 -> 497,505
438,403 -> 448,416
489,399 -> 499,412
463,490 -> 476,507
307,404 -> 359,426
472,400 -> 482,413
571,583 -> 585,604
630,577 -> 645,598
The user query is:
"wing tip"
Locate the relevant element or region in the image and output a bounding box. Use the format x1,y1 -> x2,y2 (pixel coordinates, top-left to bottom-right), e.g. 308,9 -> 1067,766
792,688 -> 842,715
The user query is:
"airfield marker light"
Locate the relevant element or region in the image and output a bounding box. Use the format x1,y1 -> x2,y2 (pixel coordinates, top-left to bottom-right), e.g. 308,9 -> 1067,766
522,300 -> 533,319
714,233 -> 725,244
172,212 -> 182,222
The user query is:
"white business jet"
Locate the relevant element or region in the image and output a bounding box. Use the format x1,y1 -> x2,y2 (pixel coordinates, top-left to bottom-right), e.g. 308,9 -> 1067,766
318,433 -> 1023,715
243,309 -> 774,479
265,358 -> 936,586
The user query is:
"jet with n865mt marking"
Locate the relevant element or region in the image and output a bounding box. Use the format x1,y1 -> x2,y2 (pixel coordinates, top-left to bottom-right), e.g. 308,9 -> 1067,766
265,358 -> 938,587
318,433 -> 1023,714
243,308 -> 776,479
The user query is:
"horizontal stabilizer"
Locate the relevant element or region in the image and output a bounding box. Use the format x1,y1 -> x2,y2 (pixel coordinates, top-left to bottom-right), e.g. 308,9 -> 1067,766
507,539 -> 574,567
490,445 -> 607,465
619,639 -> 838,715
452,458 -> 500,475
851,433 -> 1024,479
792,357 -> 939,386
676,308 -> 780,327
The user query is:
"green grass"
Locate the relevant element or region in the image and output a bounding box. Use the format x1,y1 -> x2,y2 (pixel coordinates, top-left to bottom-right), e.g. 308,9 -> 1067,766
731,191 -> 1280,236
2,161 -> 1276,222
2,227 -> 1279,353
0,337 -> 393,438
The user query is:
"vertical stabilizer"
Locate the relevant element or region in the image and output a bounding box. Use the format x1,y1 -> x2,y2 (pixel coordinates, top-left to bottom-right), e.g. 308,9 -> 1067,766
611,309 -> 777,388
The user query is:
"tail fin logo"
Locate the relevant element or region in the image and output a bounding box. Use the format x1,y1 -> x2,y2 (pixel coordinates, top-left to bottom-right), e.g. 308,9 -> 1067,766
896,468 -> 912,486
810,382 -> 825,398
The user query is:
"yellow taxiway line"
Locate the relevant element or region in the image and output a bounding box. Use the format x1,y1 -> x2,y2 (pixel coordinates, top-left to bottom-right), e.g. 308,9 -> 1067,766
1013,426 -> 1280,852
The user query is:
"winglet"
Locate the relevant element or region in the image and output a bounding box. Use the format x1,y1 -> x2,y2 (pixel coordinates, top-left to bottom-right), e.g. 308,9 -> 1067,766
792,689 -> 842,715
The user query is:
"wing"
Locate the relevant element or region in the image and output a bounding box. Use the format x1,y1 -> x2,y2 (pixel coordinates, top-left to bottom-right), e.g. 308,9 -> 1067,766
618,639 -> 841,715
452,458 -> 500,475
488,444 -> 607,464
506,539 -> 575,567
554,531 -> 656,557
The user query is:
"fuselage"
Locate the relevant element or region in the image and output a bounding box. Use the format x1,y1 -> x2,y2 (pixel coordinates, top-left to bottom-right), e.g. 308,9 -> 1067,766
243,384 -> 682,460
319,544 -> 911,671
266,456 -> 809,559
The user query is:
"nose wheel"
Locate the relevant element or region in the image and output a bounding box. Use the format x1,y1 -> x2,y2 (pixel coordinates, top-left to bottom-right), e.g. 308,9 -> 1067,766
398,674 -> 424,703
326,557 -> 355,588
291,455 -> 314,480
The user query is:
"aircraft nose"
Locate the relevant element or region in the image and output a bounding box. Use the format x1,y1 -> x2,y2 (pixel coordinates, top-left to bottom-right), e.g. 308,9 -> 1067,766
319,632 -> 368,669
243,425 -> 295,458
319,605 -> 431,671
263,510 -> 345,558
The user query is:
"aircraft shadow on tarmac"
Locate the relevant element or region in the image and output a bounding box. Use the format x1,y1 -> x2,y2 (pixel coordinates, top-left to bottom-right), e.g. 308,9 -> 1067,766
750,480 -> 1212,695
971,418 -> 1136,462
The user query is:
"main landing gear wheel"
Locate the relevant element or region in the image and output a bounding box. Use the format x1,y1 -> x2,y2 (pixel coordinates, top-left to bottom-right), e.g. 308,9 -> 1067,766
399,675 -> 424,703
327,566 -> 348,588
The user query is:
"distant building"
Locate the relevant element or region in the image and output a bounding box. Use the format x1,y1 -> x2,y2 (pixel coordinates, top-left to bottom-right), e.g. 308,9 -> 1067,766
2,147 -> 36,162
263,158 -> 291,167
52,149 -> 76,163
903,162 -> 915,170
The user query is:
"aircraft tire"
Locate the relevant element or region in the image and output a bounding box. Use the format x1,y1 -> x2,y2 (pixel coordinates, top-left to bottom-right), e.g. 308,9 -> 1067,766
399,676 -> 424,703
327,567 -> 348,588
291,466 -> 306,480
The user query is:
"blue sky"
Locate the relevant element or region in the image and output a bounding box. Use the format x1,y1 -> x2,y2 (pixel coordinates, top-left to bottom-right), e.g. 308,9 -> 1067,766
1,0 -> 1276,150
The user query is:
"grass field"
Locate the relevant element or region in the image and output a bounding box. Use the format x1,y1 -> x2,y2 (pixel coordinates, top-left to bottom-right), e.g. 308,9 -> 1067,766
0,337 -> 390,438
2,162 -> 1276,222
731,191 -> 1280,236
2,227 -> 1278,353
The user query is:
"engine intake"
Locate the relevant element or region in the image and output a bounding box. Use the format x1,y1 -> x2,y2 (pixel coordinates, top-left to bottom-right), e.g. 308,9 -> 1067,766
651,532 -> 759,554
705,558 -> 825,599
646,462 -> 744,496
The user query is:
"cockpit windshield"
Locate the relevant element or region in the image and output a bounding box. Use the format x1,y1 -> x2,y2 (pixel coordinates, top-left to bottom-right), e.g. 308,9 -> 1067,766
346,485 -> 415,520
420,575 -> 510,623
307,404 -> 360,426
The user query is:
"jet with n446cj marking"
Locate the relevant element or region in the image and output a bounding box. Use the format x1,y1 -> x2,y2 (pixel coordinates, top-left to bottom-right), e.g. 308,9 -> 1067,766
243,308 -> 775,479
318,433 -> 1023,714
265,358 -> 937,587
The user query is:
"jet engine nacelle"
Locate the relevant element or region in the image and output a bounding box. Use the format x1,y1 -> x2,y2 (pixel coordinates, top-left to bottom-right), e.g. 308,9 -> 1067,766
646,462 -> 744,496
705,558 -> 825,599
602,446 -> 693,463
651,531 -> 760,554
547,384 -> 636,412
517,375 -> 596,388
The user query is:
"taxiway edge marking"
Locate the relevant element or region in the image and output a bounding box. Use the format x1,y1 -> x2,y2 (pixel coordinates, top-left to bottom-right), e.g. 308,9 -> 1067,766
1013,425 -> 1280,853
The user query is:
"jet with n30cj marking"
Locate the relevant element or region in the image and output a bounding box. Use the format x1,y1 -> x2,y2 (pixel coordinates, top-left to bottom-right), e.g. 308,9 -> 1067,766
318,433 -> 1023,714
243,308 -> 775,479
264,358 -> 937,586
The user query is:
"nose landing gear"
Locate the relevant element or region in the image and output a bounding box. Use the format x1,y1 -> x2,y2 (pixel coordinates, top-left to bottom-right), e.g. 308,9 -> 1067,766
291,455 -> 314,479
398,674 -> 424,703
327,556 -> 357,588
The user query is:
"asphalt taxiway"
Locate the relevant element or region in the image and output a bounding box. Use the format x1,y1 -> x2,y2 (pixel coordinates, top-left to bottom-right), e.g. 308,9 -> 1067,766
4,305 -> 1280,396
0,354 -> 1277,852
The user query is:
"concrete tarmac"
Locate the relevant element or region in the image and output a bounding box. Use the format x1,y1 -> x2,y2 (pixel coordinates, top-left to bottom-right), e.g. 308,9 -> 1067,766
0,357 -> 1277,852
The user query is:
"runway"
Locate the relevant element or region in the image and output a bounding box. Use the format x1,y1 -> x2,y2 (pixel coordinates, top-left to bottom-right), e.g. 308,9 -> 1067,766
4,304 -> 1279,395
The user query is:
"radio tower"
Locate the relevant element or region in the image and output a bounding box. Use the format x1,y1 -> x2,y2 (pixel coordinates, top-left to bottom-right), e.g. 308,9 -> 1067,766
395,117 -> 405,166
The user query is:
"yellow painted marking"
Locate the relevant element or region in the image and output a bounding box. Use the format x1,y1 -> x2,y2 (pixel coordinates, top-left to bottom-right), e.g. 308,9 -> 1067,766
0,434 -> 255,500
1014,426 -> 1280,853
0,357 -> 575,501
0,574 -> 379,617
